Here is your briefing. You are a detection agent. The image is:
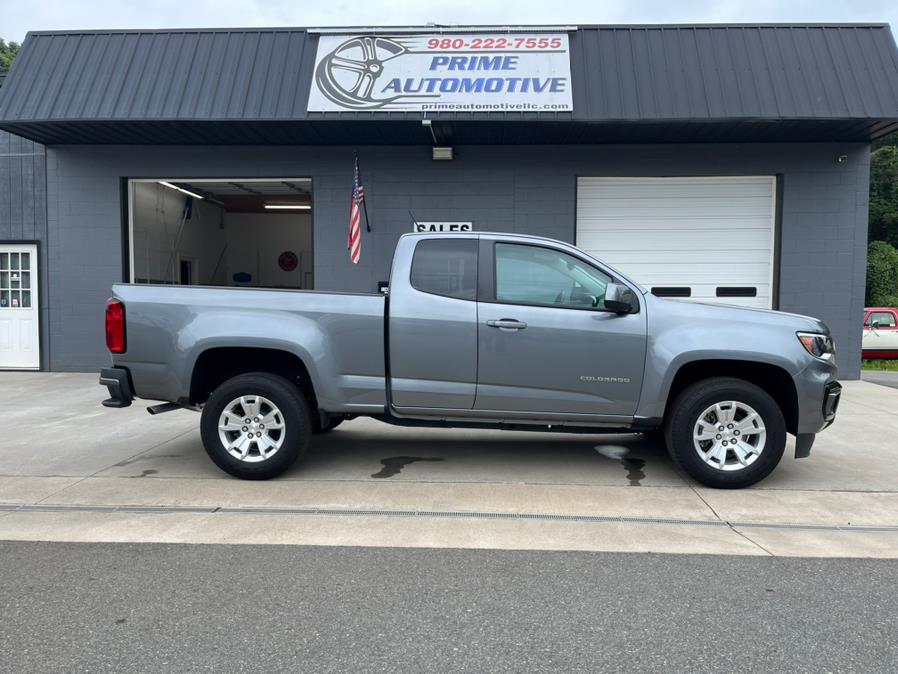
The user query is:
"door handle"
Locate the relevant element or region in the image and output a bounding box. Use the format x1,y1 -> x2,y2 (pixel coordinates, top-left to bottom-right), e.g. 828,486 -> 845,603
487,319 -> 527,330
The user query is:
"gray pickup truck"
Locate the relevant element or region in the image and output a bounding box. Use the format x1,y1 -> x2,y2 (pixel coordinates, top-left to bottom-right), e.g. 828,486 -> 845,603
100,232 -> 841,488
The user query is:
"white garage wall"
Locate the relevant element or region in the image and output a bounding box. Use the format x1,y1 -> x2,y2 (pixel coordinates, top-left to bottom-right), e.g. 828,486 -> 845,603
576,176 -> 776,308
130,182 -> 227,284
223,213 -> 313,288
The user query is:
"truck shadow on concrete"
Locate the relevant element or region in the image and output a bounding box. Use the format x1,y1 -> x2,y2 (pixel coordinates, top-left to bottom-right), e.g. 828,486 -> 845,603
95,421 -> 679,487
289,425 -> 677,487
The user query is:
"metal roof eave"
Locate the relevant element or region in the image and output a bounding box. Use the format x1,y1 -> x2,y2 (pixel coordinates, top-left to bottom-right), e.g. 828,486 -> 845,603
0,117 -> 893,146
1,24 -> 897,132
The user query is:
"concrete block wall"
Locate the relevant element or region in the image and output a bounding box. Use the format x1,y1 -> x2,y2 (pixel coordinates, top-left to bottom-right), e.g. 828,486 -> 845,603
0,130 -> 48,369
45,142 -> 869,376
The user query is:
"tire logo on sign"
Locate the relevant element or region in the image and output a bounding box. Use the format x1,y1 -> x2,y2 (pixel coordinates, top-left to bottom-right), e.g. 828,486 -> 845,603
315,36 -> 407,109
278,251 -> 298,272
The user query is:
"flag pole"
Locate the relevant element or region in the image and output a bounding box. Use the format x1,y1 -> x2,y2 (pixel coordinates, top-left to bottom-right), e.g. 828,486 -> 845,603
356,151 -> 372,232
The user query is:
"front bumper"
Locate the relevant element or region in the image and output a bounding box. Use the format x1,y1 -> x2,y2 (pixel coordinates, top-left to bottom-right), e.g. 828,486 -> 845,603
823,381 -> 842,426
99,367 -> 134,408
791,354 -> 840,458
794,381 -> 841,458
793,354 -> 840,434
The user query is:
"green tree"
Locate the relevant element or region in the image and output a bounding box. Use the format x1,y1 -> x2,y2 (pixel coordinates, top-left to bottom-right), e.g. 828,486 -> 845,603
869,146 -> 898,248
873,129 -> 898,150
866,240 -> 898,306
0,38 -> 20,72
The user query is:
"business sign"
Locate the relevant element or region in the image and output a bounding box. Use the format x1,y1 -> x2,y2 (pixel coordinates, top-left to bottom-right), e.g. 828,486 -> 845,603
308,33 -> 572,112
413,222 -> 474,233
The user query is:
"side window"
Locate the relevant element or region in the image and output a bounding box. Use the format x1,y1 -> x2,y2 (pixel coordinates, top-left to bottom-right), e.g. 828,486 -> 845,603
0,251 -> 32,309
410,238 -> 478,300
495,243 -> 611,309
868,312 -> 897,328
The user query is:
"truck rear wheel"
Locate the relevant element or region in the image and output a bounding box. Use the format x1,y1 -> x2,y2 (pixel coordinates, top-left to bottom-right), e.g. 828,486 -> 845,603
200,372 -> 311,480
664,377 -> 786,489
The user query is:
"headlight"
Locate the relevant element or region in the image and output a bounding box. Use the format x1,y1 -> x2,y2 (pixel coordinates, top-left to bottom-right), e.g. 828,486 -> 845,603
797,332 -> 835,359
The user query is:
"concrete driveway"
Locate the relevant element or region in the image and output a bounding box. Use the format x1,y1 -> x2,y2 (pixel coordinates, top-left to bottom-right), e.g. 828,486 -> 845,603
1,373 -> 896,557
862,369 -> 898,390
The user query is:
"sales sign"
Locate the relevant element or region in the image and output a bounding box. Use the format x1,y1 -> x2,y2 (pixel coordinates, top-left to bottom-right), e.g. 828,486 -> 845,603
308,33 -> 572,112
413,222 -> 474,233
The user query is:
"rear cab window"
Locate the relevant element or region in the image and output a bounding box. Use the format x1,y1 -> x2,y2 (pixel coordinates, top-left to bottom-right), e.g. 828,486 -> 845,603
410,238 -> 478,300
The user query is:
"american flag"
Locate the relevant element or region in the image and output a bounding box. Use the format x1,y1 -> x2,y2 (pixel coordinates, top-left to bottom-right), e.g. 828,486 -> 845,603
348,156 -> 365,264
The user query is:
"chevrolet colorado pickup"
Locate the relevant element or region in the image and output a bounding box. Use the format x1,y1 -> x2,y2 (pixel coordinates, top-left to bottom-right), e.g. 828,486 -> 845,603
100,232 -> 841,488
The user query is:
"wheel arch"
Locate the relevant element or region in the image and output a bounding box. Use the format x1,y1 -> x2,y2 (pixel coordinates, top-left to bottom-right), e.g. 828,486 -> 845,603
663,359 -> 798,434
189,346 -> 318,411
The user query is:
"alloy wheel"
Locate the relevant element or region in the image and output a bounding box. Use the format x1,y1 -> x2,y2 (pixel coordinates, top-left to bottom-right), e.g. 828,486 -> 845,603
692,400 -> 766,472
217,395 -> 286,462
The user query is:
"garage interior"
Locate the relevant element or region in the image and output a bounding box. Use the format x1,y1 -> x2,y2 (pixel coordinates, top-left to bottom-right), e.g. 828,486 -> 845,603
128,178 -> 313,289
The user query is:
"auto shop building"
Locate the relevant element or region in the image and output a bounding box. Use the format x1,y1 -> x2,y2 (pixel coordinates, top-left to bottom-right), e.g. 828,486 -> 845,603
1,24 -> 897,376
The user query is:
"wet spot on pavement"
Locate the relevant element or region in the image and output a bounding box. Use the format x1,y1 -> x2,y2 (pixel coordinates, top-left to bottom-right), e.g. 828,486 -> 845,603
595,445 -> 646,486
371,456 -> 444,478
621,458 -> 646,486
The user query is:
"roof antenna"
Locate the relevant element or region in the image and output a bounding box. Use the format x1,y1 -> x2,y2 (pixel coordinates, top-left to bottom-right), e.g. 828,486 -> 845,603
408,209 -> 421,232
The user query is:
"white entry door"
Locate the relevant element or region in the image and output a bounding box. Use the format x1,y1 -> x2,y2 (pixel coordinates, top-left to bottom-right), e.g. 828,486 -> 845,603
0,245 -> 40,369
576,177 -> 776,308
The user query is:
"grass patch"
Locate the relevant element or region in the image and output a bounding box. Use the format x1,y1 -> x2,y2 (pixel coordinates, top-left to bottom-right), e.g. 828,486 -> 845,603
862,359 -> 898,371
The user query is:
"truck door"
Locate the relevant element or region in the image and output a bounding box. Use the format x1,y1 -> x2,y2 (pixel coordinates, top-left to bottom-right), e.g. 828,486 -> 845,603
475,240 -> 647,417
388,237 -> 479,410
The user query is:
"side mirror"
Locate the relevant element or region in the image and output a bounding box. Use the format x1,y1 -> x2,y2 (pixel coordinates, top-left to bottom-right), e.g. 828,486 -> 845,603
870,321 -> 881,330
604,283 -> 635,314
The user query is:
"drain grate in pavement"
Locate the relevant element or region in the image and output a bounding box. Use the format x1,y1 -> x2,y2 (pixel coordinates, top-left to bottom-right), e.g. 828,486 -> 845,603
1,502 -> 896,533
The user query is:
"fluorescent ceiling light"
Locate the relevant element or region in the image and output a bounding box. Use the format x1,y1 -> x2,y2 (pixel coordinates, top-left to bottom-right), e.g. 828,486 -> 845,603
265,204 -> 312,210
158,181 -> 204,200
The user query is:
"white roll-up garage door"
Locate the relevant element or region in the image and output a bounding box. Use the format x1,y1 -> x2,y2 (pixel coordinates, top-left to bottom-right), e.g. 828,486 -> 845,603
576,176 -> 776,309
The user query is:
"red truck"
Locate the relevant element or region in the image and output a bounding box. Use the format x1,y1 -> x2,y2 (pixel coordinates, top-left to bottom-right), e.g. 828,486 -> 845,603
863,308 -> 898,359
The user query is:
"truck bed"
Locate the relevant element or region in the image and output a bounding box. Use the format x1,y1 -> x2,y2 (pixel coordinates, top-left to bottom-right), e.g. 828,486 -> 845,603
111,284 -> 387,410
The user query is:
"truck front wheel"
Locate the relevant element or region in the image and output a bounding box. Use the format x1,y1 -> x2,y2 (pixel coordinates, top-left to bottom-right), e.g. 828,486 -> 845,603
200,372 -> 311,480
664,377 -> 786,489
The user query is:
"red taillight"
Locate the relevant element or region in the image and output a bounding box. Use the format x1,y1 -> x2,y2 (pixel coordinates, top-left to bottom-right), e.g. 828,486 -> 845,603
105,298 -> 126,353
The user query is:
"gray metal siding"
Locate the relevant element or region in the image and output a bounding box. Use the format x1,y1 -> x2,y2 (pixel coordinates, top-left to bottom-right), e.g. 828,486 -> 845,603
2,25 -> 898,124
0,30 -> 314,122
45,142 -> 867,378
0,131 -> 45,239
0,129 -> 49,369
571,25 -> 898,121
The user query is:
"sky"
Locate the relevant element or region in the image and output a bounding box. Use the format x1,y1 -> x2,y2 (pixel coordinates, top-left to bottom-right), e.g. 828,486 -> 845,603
1,0 -> 897,43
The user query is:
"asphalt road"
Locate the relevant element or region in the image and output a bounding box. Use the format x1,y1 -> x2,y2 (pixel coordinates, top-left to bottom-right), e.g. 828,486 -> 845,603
2,542 -> 896,673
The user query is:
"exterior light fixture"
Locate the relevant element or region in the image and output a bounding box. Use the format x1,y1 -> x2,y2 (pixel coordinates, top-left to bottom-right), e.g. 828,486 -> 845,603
422,119 -> 452,160
264,204 -> 312,210
158,181 -> 205,200
432,147 -> 454,161
422,118 -> 438,142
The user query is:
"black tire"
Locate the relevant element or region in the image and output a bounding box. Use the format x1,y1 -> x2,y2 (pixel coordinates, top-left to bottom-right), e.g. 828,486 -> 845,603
664,377 -> 786,489
200,372 -> 311,480
313,417 -> 343,434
